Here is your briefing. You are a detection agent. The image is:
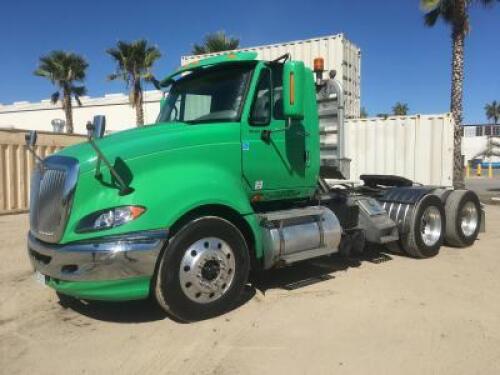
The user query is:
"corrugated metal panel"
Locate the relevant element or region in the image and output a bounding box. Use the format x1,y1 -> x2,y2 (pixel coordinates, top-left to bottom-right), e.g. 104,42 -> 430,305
344,114 -> 454,186
0,130 -> 85,215
181,34 -> 361,118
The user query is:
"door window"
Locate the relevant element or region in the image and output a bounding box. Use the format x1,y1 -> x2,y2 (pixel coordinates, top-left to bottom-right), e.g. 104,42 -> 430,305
271,64 -> 284,120
249,68 -> 271,126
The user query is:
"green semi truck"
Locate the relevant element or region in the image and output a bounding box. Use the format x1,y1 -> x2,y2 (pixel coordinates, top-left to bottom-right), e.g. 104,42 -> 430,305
27,52 -> 484,321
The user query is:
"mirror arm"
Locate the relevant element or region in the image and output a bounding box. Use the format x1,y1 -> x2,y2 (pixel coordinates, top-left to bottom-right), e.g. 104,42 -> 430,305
26,146 -> 45,166
24,131 -> 45,167
86,122 -> 132,195
95,157 -> 102,179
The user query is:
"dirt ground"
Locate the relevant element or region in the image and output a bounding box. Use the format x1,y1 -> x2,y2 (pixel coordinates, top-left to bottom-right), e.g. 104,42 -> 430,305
1,206 -> 500,375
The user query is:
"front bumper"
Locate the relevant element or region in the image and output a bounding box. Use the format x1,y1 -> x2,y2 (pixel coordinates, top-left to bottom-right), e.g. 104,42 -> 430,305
27,229 -> 168,282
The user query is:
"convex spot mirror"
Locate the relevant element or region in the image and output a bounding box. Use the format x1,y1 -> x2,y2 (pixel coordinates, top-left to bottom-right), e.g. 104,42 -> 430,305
283,61 -> 305,120
87,115 -> 106,139
25,130 -> 37,147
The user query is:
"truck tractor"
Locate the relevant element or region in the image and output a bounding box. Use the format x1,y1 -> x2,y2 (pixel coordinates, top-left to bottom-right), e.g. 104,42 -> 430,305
26,52 -> 484,322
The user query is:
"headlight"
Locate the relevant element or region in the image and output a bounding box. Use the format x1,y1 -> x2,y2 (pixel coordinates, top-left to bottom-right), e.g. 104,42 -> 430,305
76,206 -> 146,233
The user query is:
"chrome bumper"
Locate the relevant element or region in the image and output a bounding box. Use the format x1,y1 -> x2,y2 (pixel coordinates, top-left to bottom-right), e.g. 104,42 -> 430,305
27,230 -> 168,281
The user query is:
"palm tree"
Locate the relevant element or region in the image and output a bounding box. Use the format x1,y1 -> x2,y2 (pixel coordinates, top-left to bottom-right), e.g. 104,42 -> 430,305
192,31 -> 240,55
392,102 -> 409,116
107,39 -> 162,126
420,0 -> 498,188
34,51 -> 88,134
485,100 -> 500,124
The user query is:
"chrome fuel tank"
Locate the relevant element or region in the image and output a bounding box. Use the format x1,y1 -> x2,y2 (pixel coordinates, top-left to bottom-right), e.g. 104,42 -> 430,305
259,206 -> 342,269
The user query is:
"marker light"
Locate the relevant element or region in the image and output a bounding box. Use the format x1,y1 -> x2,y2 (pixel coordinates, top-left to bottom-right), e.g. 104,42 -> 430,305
313,57 -> 324,73
289,72 -> 295,105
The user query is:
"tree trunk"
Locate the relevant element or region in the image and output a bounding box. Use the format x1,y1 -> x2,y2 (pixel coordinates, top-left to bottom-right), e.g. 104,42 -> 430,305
63,88 -> 74,134
450,0 -> 466,189
134,80 -> 144,126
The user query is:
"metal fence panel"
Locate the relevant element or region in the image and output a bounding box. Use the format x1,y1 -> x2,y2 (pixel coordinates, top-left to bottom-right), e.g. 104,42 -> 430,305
0,129 -> 85,214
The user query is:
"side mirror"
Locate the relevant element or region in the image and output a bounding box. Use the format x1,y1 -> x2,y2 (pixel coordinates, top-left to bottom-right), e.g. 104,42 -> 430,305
25,130 -> 37,148
87,115 -> 106,139
282,61 -> 305,120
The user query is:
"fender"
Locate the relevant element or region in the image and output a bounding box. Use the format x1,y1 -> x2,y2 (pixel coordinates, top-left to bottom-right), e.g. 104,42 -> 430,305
60,141 -> 263,259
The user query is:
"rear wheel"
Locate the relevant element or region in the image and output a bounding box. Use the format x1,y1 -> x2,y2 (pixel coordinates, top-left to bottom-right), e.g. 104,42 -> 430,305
401,195 -> 445,258
155,217 -> 250,322
444,190 -> 481,247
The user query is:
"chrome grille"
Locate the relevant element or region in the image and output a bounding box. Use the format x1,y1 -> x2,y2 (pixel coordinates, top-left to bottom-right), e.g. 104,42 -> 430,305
29,155 -> 79,243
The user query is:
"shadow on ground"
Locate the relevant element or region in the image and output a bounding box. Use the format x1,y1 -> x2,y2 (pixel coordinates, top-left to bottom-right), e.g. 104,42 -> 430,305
59,247 -> 395,324
251,247 -> 394,295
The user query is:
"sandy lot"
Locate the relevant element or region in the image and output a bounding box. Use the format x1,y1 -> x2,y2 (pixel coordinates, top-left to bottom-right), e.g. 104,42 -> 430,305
1,207 -> 500,375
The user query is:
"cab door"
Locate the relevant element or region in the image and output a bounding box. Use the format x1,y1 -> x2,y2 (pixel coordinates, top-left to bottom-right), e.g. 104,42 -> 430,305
241,63 -> 310,196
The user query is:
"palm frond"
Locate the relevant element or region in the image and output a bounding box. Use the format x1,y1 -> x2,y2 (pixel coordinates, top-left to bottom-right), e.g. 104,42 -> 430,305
424,7 -> 442,26
192,31 -> 240,55
106,39 -> 162,108
420,0 -> 441,11
35,50 -> 88,112
143,73 -> 161,89
71,85 -> 86,97
107,73 -> 119,81
50,91 -> 60,104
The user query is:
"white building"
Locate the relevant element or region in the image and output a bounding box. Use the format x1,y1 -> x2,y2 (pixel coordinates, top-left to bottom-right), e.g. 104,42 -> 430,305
462,124 -> 500,165
0,91 -> 163,135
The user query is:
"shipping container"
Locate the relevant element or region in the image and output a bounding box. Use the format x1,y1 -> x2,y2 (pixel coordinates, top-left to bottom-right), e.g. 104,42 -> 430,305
337,114 -> 454,186
181,34 -> 361,118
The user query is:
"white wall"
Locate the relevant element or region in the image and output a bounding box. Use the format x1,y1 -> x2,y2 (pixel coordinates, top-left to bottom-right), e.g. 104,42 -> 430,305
0,91 -> 163,135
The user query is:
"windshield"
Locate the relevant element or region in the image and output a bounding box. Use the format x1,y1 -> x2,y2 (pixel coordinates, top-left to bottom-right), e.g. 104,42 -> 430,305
157,64 -> 254,124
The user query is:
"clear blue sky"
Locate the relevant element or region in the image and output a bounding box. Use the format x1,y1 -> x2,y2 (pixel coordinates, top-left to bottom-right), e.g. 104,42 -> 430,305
1,0 -> 498,123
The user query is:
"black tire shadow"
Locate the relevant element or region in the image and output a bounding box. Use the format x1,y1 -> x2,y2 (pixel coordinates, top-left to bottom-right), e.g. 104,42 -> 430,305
59,246 -> 393,324
57,285 -> 256,324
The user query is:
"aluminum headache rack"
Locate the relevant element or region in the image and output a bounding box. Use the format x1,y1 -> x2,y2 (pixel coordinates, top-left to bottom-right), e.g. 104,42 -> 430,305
317,79 -> 351,180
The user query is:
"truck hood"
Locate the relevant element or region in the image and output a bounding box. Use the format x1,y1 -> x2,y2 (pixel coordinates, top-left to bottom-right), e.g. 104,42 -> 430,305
56,122 -> 233,174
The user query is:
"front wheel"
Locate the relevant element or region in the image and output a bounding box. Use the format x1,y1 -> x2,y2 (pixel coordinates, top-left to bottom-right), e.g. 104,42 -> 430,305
154,217 -> 250,322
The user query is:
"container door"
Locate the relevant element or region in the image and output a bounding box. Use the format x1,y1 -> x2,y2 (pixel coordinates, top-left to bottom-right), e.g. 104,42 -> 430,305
241,64 -> 309,196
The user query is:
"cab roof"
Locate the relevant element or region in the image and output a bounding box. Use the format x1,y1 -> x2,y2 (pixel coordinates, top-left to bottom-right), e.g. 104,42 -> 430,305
160,51 -> 258,87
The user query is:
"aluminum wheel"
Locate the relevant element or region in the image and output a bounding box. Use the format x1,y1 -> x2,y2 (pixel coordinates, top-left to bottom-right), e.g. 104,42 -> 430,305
460,201 -> 479,237
420,206 -> 442,247
179,237 -> 236,304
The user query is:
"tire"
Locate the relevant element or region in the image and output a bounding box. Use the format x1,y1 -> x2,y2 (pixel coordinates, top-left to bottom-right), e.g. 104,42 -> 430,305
154,216 -> 250,322
56,292 -> 78,308
444,190 -> 481,247
401,195 -> 445,258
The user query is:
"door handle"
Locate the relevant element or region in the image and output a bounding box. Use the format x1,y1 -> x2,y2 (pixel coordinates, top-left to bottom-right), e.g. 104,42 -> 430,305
261,130 -> 271,143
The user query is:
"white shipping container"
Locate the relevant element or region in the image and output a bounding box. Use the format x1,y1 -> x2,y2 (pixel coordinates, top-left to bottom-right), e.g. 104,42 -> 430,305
181,34 -> 361,118
344,114 -> 454,186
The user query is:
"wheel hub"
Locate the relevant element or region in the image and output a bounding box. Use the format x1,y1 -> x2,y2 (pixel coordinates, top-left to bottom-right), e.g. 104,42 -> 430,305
420,206 -> 442,247
179,237 -> 236,304
461,201 -> 478,237
201,260 -> 221,281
